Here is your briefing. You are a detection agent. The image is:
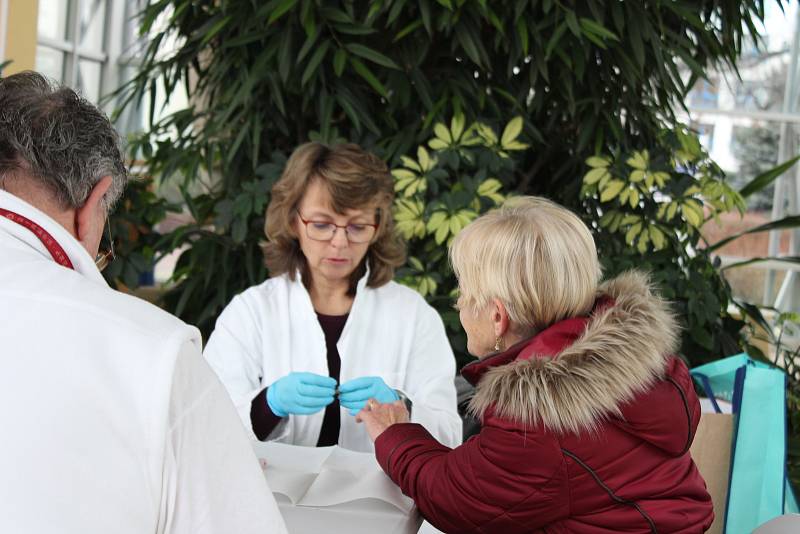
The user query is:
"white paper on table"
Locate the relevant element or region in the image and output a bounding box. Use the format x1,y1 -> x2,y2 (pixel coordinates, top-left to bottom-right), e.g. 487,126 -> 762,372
253,441 -> 415,514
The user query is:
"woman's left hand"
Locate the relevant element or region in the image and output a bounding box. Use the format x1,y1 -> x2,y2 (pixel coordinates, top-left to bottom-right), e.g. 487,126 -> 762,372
355,398 -> 410,441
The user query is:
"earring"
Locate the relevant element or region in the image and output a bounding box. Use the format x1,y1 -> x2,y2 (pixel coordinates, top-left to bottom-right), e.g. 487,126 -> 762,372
494,336 -> 504,352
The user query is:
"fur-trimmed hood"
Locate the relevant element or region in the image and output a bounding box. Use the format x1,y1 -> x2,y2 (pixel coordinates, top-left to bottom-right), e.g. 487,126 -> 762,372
465,270 -> 680,436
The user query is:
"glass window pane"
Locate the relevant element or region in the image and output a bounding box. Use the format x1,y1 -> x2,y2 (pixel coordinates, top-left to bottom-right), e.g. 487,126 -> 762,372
727,122 -> 782,211
700,120 -> 793,305
682,3 -> 800,310
736,79 -> 782,111
77,59 -> 102,102
35,45 -> 65,82
687,3 -> 796,114
37,0 -> 70,41
689,121 -> 715,151
688,78 -> 719,110
760,4 -> 797,54
79,0 -> 107,52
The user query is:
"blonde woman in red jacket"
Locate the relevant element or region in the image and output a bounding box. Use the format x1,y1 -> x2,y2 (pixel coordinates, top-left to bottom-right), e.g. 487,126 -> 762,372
357,196 -> 714,533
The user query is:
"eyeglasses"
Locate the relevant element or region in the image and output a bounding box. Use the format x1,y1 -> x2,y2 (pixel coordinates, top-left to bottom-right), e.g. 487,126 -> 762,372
297,212 -> 378,244
95,219 -> 115,272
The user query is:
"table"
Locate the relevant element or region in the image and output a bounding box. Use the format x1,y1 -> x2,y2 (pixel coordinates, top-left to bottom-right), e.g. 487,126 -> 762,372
253,441 -> 422,534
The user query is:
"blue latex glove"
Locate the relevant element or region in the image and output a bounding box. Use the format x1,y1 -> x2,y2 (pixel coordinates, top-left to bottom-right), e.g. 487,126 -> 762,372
267,372 -> 337,417
338,376 -> 399,416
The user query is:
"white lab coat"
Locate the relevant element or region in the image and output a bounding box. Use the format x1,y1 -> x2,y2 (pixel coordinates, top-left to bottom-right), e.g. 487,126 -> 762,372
204,271 -> 462,452
0,190 -> 287,534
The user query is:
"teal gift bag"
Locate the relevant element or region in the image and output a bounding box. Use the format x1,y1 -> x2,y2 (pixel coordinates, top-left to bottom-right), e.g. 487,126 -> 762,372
692,354 -> 795,533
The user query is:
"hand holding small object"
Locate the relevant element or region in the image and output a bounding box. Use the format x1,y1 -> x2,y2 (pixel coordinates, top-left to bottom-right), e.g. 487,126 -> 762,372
267,372 -> 337,417
338,376 -> 399,416
355,398 -> 410,441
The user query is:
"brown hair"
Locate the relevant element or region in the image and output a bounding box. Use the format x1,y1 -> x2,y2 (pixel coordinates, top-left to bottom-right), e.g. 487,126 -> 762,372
262,142 -> 406,292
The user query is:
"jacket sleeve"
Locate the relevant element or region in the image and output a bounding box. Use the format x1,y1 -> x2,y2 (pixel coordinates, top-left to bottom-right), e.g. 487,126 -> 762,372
162,334 -> 288,534
203,295 -> 270,441
374,422 -> 569,533
400,302 -> 462,448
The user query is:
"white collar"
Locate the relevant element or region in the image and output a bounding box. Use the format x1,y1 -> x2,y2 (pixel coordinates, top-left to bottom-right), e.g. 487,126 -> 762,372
292,261 -> 371,294
0,189 -> 108,285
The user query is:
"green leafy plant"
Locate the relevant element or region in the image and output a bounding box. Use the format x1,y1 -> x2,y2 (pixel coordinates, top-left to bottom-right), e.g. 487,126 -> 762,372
153,153 -> 287,331
102,176 -> 179,290
111,0 -> 777,339
392,115 -> 524,363
582,126 -> 800,364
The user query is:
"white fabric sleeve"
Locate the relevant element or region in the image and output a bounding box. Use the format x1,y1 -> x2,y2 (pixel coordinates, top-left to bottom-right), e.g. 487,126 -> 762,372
159,337 -> 288,534
401,303 -> 463,448
203,296 -> 269,440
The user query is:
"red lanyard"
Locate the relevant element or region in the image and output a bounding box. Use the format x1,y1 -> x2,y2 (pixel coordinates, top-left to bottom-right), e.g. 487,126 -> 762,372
0,207 -> 75,270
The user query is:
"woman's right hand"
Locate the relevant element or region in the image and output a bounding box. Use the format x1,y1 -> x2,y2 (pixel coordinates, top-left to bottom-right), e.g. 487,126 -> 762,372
266,372 -> 337,417
355,399 -> 410,442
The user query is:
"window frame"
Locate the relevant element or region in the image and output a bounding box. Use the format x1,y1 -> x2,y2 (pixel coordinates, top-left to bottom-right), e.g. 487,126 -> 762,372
35,0 -> 134,108
682,6 -> 800,312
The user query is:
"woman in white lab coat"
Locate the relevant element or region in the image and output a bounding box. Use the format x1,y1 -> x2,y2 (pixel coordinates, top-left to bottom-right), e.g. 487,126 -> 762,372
204,143 -> 461,452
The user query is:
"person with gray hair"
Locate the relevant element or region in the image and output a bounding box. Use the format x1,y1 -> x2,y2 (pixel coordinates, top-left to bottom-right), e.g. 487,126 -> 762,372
0,71 -> 288,534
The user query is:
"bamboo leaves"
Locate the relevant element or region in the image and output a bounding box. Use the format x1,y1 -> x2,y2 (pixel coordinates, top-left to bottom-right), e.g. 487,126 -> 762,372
345,43 -> 401,70
579,18 -> 619,49
739,154 -> 800,199
351,59 -> 389,98
333,48 -> 347,76
267,0 -> 299,25
301,41 -> 330,86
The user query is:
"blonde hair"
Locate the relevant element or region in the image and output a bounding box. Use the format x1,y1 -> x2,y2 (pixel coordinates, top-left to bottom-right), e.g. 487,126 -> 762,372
262,142 -> 405,291
450,196 -> 601,334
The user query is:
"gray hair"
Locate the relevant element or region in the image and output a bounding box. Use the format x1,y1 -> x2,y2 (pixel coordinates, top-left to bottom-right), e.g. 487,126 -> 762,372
451,196 -> 601,334
0,71 -> 128,211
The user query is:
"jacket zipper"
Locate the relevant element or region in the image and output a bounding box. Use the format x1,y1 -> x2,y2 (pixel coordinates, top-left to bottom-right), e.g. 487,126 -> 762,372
561,448 -> 658,533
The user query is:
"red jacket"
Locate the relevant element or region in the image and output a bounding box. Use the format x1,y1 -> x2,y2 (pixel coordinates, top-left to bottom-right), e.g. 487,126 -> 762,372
375,272 -> 713,533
